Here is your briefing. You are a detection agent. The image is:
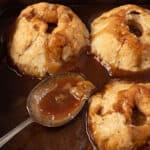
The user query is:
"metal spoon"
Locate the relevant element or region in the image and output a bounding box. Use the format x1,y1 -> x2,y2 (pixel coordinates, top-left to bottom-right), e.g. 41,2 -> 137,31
0,73 -> 95,148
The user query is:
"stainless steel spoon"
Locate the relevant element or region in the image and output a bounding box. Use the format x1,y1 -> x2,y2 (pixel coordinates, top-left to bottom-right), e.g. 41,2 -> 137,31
0,73 -> 95,148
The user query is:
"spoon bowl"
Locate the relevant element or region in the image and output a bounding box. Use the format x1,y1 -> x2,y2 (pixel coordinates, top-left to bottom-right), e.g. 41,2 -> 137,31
27,73 -> 95,127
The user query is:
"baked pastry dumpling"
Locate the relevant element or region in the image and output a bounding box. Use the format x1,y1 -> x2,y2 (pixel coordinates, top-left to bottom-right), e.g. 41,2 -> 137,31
8,2 -> 89,77
91,4 -> 150,76
88,80 -> 150,150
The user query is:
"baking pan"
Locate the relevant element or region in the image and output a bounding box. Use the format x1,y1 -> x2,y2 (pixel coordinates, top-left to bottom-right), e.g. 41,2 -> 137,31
0,0 -> 150,150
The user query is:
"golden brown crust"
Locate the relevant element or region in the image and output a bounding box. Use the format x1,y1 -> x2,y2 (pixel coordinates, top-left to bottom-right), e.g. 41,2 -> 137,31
91,4 -> 150,76
88,80 -> 150,150
8,2 -> 89,77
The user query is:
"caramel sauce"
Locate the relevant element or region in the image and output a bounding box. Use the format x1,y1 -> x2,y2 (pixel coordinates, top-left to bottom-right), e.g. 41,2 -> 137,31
78,51 -> 110,89
38,76 -> 83,119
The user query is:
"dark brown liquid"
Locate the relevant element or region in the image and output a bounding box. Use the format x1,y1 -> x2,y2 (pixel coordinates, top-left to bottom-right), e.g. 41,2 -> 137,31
47,23 -> 57,33
39,76 -> 83,119
0,3 -> 150,150
132,106 -> 146,126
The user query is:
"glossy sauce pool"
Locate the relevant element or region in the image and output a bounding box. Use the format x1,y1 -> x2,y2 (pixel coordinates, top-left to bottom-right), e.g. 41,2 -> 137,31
37,75 -> 86,119
0,4 -> 150,150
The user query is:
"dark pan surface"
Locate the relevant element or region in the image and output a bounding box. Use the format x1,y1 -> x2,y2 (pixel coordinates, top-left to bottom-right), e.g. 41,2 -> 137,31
0,3 -> 150,150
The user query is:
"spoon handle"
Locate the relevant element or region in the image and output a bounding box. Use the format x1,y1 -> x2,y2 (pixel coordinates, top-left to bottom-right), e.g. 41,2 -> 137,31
0,118 -> 33,148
